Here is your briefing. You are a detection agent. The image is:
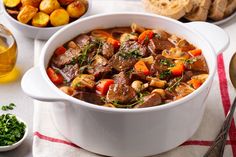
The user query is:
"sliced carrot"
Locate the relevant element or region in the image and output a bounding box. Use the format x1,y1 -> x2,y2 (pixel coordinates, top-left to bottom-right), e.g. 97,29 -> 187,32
47,67 -> 64,85
170,63 -> 185,76
107,37 -> 120,49
188,79 -> 202,89
96,79 -> 114,95
55,46 -> 66,56
138,30 -> 154,44
188,49 -> 202,57
134,60 -> 150,75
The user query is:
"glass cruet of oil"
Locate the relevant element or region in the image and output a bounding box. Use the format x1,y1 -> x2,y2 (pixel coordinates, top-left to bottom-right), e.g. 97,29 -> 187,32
0,24 -> 17,77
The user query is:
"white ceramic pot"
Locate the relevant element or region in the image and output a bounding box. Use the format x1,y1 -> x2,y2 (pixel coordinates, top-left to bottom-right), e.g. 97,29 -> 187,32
0,0 -> 92,40
21,13 -> 229,157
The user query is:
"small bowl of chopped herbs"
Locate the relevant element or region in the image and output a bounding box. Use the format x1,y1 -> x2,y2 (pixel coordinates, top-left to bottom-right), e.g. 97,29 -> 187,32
0,114 -> 28,152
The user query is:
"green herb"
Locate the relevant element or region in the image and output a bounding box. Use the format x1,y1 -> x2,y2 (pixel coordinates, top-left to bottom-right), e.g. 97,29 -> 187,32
159,70 -> 171,80
1,103 -> 16,111
0,114 -> 26,146
78,43 -> 96,66
96,40 -> 103,55
130,32 -> 138,36
70,57 -> 77,65
76,82 -> 82,87
185,58 -> 198,64
111,92 -> 149,108
123,34 -> 132,42
167,75 -> 183,91
154,33 -> 161,39
119,49 -> 142,59
125,69 -> 134,76
100,97 -> 106,103
160,59 -> 174,67
118,43 -> 142,59
143,35 -> 149,44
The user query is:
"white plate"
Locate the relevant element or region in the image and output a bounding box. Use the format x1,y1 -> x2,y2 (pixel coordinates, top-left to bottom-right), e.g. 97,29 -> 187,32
0,115 -> 28,152
209,11 -> 236,25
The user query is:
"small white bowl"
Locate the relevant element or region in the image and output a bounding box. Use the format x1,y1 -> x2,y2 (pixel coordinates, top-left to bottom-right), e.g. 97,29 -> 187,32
0,0 -> 92,40
0,115 -> 28,152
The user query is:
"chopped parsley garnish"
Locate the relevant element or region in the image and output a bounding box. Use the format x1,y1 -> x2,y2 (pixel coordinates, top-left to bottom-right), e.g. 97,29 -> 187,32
1,103 -> 16,111
159,70 -> 171,80
119,50 -> 142,59
78,43 -> 96,66
110,92 -> 149,108
154,33 -> 161,39
167,75 -> 183,91
71,57 -> 77,65
160,59 -> 174,67
143,35 -> 149,44
0,114 -> 26,146
118,43 -> 142,59
185,58 -> 198,64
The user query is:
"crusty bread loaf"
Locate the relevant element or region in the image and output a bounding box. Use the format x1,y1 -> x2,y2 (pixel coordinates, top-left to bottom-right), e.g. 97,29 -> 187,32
208,0 -> 228,20
184,0 -> 212,21
142,0 -> 193,20
225,0 -> 236,17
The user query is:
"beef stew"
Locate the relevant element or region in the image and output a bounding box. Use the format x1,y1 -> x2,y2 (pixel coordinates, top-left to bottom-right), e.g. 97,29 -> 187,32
47,23 -> 209,109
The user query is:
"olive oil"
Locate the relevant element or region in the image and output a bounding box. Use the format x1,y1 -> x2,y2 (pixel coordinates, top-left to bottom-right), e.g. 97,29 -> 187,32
0,36 -> 17,77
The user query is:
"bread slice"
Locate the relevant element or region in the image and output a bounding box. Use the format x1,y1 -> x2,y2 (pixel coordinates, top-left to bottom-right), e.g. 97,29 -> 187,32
208,0 -> 228,21
142,0 -> 193,20
184,0 -> 212,21
225,0 -> 236,17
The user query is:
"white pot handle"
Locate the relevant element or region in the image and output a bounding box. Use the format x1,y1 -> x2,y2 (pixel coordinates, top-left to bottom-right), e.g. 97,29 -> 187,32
21,67 -> 65,102
186,22 -> 230,55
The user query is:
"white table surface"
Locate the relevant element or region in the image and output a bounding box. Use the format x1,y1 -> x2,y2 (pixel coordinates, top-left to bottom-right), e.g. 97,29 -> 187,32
0,0 -> 236,156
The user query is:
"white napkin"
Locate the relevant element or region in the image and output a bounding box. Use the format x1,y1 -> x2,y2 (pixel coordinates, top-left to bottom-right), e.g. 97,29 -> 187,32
33,1 -> 236,157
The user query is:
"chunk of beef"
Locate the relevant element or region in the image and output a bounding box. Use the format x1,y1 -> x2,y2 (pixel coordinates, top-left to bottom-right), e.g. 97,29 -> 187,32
74,34 -> 90,48
129,71 -> 147,82
148,38 -> 174,54
135,93 -> 162,108
75,92 -> 104,105
94,66 -> 112,78
52,48 -> 81,67
184,56 -> 209,73
113,72 -> 130,85
175,82 -> 194,97
120,41 -> 148,57
106,84 -> 136,104
182,71 -> 194,82
87,55 -> 111,77
177,39 -> 195,52
61,64 -> 79,82
165,89 -> 176,99
102,42 -> 114,59
153,29 -> 170,40
150,54 -> 173,76
109,53 -> 138,72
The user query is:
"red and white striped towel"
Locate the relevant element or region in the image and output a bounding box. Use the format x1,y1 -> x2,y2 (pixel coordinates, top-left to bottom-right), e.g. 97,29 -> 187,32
32,1 -> 236,156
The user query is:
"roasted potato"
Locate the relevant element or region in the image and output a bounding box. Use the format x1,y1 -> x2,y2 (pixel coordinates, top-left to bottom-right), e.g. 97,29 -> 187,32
21,0 -> 42,7
17,5 -> 38,24
39,0 -> 60,14
50,8 -> 69,26
3,0 -> 21,8
67,0 -> 86,18
58,0 -> 74,6
32,12 -> 50,27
